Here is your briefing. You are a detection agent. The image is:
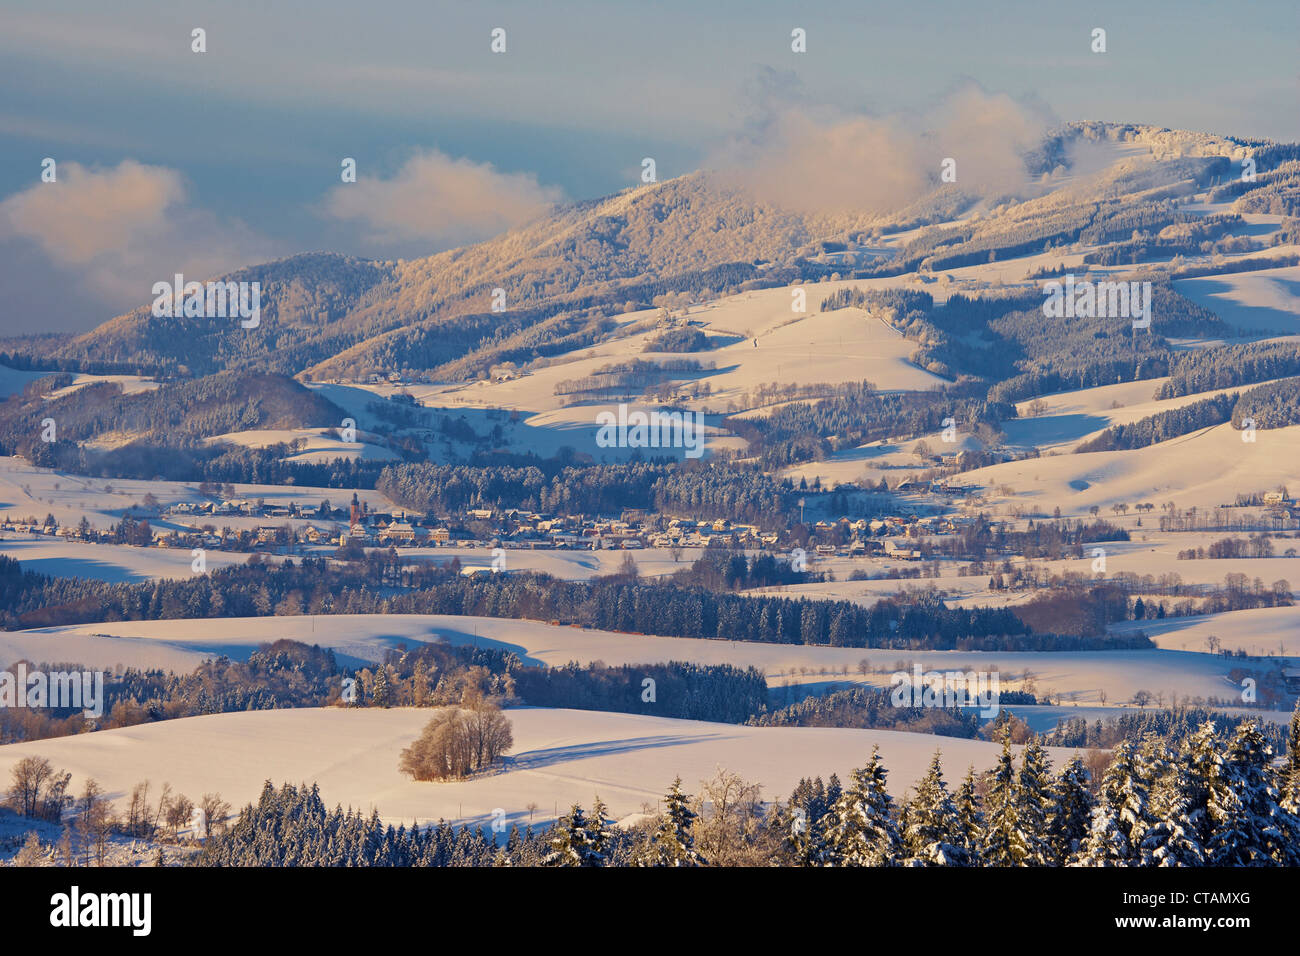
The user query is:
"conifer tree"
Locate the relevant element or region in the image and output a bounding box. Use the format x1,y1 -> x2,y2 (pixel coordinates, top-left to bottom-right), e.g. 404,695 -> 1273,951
1139,753 -> 1205,867
1206,720 -> 1300,866
1016,740 -> 1054,866
544,804 -> 595,866
1283,702 -> 1300,813
372,665 -> 392,708
586,796 -> 613,866
981,735 -> 1029,865
640,777 -> 703,867
903,751 -> 969,866
826,773 -> 843,809
774,798 -> 820,866
823,747 -> 902,866
954,766 -> 984,865
1076,739 -> 1150,866
780,782 -> 831,866
1047,755 -> 1094,864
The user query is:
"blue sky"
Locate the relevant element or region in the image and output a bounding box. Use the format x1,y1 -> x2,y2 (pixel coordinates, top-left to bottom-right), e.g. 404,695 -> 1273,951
0,0 -> 1296,332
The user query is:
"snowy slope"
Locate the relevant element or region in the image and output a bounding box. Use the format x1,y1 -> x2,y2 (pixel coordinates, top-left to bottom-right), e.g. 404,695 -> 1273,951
0,706 -> 1086,829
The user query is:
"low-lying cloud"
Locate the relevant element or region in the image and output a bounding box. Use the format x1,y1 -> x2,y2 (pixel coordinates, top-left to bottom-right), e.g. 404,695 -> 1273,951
0,160 -> 276,326
323,150 -> 565,248
711,86 -> 1053,215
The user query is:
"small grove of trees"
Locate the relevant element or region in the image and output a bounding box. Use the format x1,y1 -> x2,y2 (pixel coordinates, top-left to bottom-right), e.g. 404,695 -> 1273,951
6,756 -> 231,863
399,695 -> 514,781
5,755 -> 71,821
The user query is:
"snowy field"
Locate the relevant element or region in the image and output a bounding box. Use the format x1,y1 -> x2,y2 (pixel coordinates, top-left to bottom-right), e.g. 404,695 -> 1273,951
1174,262 -> 1300,335
962,422 -> 1300,517
0,456 -> 400,532
203,428 -> 400,463
1109,605 -> 1300,656
0,536 -> 250,583
0,706 -> 1087,829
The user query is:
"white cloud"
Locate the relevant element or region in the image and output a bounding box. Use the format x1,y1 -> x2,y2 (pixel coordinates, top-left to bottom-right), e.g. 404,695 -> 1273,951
322,150 -> 564,248
0,160 -> 277,315
710,86 -> 1053,215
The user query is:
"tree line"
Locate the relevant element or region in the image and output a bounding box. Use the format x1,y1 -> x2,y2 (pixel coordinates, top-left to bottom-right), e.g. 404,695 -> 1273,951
0,554 -> 1153,652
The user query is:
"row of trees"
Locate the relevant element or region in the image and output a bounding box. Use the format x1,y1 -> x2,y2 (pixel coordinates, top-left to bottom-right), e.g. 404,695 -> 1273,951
537,715 -> 1300,867
1164,338 -> 1300,398
7,755 -> 230,864
0,640 -> 345,745
747,685 -> 984,738
5,554 -> 1131,652
377,459 -> 796,525
1178,534 -> 1281,560
1076,393 -> 1237,453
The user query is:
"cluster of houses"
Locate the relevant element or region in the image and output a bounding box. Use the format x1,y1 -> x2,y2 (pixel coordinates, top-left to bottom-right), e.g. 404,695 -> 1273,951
1262,491 -> 1297,519
1,519 -> 61,537
5,488 -> 977,561
892,477 -> 980,496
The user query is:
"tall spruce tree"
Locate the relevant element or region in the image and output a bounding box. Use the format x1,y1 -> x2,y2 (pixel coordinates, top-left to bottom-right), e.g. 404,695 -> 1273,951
640,778 -> 703,867
1139,749 -> 1205,867
981,735 -> 1029,866
1182,720 -> 1219,850
1016,740 -> 1054,866
779,787 -> 829,867
544,803 -> 597,866
955,766 -> 984,865
903,751 -> 969,866
586,796 -> 613,866
1076,739 -> 1150,866
823,747 -> 902,867
1047,755 -> 1094,864
1283,702 -> 1300,813
1206,720 -> 1300,866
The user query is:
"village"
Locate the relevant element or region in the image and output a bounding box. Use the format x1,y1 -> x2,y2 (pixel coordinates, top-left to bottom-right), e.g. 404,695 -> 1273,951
0,485 -> 981,565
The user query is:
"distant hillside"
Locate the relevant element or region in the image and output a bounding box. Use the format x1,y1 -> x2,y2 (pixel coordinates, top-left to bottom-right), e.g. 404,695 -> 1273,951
34,123 -> 1294,386
47,175 -> 876,382
0,370 -> 346,468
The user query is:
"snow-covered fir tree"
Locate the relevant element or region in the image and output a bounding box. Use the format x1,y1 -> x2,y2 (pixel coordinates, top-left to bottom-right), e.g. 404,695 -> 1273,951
826,773 -> 843,809
902,751 -> 969,866
371,664 -> 392,708
1205,720 -> 1300,866
639,777 -> 703,867
1016,740 -> 1054,866
1139,749 -> 1205,867
1283,702 -> 1300,813
586,796 -> 613,866
1075,739 -> 1151,866
980,735 -> 1030,866
1047,755 -> 1094,864
822,746 -> 902,866
954,765 -> 983,865
544,803 -> 598,866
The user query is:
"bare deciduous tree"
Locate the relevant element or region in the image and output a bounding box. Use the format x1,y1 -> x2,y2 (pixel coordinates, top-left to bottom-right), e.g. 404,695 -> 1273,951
690,767 -> 773,866
199,793 -> 231,838
7,756 -> 53,818
165,794 -> 195,839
